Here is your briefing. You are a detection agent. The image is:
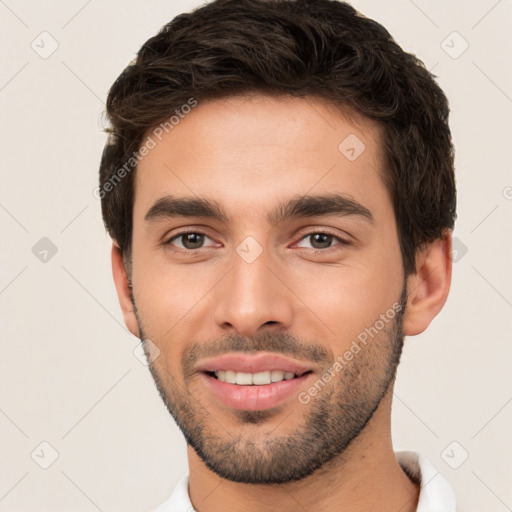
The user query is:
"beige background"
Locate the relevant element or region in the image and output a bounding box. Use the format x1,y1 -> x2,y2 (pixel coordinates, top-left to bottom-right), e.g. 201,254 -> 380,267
1,0 -> 511,510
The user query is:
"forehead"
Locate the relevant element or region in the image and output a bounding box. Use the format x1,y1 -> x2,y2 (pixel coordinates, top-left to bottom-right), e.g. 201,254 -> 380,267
133,94 -> 388,225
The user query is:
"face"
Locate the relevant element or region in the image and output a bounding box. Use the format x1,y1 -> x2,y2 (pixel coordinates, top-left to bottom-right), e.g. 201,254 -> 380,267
127,95 -> 407,483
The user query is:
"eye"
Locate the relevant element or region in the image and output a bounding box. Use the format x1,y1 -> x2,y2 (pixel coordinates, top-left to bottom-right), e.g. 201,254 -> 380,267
295,231 -> 349,251
165,231 -> 217,251
163,229 -> 349,254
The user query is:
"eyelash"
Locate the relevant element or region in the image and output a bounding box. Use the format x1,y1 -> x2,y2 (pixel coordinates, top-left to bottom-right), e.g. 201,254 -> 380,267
164,229 -> 350,255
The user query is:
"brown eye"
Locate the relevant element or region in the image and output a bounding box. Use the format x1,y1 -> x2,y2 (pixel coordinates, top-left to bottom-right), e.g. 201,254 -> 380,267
295,231 -> 348,251
310,233 -> 334,249
166,232 -> 215,250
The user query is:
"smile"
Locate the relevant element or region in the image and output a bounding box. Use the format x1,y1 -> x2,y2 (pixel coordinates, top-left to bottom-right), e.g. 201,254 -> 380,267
213,369 -> 305,385
197,353 -> 315,410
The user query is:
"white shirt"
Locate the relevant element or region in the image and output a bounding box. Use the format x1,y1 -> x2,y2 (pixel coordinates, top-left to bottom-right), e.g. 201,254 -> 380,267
153,451 -> 456,511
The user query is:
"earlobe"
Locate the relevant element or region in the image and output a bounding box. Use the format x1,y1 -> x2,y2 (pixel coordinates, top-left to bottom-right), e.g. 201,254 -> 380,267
403,231 -> 453,336
111,242 -> 141,338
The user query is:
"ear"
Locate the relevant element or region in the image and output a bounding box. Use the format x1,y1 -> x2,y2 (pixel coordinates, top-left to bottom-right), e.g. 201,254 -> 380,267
403,231 -> 453,336
111,241 -> 140,338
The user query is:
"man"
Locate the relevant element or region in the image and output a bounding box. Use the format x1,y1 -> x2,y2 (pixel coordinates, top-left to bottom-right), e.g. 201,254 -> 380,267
98,0 -> 457,510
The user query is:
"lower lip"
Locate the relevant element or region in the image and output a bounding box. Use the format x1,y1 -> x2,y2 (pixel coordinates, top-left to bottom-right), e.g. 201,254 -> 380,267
201,372 -> 312,411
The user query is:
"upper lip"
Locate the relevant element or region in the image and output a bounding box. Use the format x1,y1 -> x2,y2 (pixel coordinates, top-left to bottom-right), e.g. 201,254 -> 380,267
196,352 -> 313,376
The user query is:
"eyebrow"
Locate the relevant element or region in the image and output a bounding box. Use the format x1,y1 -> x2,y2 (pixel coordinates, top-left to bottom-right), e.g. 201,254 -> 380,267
144,193 -> 373,226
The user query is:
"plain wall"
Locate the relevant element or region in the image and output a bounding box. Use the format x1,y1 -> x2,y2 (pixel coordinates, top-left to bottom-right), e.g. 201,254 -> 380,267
1,0 -> 511,510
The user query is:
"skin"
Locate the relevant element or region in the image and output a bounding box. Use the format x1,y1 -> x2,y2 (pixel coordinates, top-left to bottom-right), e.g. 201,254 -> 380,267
111,94 -> 452,512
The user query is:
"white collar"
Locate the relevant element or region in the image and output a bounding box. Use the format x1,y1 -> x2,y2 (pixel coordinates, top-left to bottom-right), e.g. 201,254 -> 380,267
154,451 -> 456,511
396,451 -> 457,511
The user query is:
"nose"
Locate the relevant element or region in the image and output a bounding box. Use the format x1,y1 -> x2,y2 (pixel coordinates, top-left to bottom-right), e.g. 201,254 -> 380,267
212,246 -> 294,337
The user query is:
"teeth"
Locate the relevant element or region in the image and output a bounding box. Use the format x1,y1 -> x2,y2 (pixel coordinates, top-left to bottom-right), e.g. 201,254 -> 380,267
252,371 -> 272,385
214,370 -> 298,385
270,370 -> 284,382
236,372 -> 253,385
224,370 -> 236,384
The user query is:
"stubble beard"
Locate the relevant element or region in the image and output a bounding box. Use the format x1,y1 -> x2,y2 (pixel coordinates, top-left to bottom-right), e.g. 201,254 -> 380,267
132,287 -> 407,484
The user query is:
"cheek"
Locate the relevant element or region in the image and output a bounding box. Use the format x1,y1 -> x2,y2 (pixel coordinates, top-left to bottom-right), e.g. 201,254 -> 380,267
285,250 -> 402,351
307,274 -> 393,337
130,253 -> 208,345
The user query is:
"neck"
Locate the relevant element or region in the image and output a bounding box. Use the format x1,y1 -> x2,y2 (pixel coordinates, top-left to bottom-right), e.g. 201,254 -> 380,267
187,388 -> 419,512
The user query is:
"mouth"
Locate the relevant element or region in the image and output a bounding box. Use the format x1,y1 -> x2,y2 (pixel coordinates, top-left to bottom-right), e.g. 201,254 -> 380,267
197,353 -> 315,411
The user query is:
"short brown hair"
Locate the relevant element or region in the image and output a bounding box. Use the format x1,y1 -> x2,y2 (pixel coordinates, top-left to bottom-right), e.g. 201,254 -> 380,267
99,0 -> 456,276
